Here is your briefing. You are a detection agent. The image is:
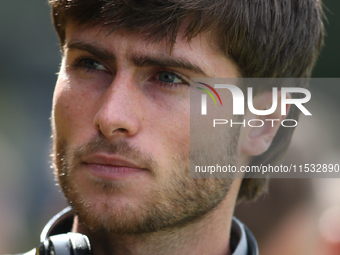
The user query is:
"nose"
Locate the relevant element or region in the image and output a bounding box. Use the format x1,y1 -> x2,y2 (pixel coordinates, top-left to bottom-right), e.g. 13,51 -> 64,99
93,74 -> 142,139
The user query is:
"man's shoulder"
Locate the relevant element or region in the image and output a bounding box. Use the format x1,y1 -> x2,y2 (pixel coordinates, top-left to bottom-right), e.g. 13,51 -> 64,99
22,249 -> 36,255
5,248 -> 36,255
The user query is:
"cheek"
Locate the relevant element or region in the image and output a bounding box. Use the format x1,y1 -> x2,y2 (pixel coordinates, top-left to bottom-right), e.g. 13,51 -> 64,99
144,95 -> 190,163
52,76 -> 97,145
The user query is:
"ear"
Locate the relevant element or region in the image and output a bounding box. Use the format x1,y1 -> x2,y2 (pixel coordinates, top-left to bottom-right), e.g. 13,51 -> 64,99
239,90 -> 291,156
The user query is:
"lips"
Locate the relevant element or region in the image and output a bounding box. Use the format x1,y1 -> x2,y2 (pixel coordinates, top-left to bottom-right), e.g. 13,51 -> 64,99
82,153 -> 147,180
83,153 -> 144,168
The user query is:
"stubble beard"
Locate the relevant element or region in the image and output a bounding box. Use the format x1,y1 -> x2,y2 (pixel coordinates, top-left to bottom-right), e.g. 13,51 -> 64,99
52,132 -> 236,235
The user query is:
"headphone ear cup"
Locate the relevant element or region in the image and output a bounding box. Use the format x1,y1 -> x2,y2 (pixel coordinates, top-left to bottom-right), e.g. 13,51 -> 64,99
49,234 -> 73,255
66,233 -> 92,255
38,239 -> 52,255
39,233 -> 92,255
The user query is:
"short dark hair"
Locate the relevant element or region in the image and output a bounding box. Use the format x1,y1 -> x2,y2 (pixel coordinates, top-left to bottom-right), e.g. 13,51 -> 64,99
49,0 -> 325,201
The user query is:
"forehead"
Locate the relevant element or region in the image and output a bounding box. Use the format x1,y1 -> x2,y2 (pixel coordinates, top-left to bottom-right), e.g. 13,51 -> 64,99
64,23 -> 214,59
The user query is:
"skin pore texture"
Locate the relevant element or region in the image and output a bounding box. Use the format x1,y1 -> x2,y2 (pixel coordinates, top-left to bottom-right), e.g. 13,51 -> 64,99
51,21 -> 284,255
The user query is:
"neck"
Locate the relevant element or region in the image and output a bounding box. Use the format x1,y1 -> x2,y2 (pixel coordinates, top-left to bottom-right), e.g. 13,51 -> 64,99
72,180 -> 241,255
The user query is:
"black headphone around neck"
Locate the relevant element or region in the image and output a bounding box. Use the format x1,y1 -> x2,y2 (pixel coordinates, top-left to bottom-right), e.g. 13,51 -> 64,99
37,232 -> 92,255
35,207 -> 92,255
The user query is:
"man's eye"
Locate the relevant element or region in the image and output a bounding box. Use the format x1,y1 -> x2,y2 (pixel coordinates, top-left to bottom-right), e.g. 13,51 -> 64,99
82,59 -> 107,71
158,71 -> 184,84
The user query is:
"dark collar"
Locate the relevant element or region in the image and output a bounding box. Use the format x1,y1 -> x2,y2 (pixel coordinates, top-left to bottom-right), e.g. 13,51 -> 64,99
41,207 -> 258,255
230,217 -> 259,255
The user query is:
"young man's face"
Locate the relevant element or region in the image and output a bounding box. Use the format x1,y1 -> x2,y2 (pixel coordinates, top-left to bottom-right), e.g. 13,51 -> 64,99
51,22 -> 240,234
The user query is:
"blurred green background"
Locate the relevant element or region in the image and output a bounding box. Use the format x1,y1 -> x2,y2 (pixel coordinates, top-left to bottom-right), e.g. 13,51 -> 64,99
0,0 -> 339,253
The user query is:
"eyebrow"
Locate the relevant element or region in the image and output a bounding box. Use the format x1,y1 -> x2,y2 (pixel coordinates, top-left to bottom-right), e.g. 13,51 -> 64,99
130,53 -> 210,77
65,40 -> 211,77
65,41 -> 117,63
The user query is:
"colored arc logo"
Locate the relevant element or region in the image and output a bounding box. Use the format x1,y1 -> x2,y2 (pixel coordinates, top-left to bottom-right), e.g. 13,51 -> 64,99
196,82 -> 222,106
